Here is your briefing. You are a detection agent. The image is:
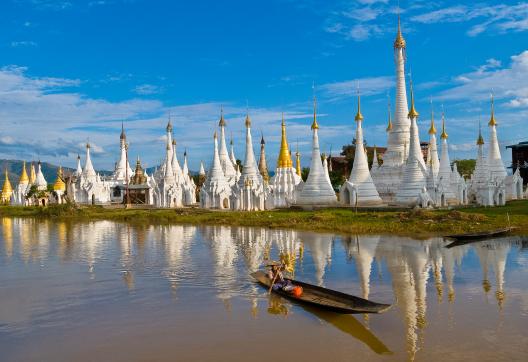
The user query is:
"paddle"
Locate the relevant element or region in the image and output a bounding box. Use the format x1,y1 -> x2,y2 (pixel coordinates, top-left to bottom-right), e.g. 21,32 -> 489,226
268,263 -> 285,294
268,268 -> 280,294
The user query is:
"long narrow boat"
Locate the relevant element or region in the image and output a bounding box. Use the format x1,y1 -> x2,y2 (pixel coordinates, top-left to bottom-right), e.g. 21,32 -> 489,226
251,271 -> 391,314
445,227 -> 516,243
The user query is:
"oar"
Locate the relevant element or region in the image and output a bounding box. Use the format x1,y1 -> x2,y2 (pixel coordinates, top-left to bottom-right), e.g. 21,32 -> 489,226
268,270 -> 280,294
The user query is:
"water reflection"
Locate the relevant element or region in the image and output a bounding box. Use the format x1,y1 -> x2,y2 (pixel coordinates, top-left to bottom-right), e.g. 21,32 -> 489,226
0,218 -> 527,361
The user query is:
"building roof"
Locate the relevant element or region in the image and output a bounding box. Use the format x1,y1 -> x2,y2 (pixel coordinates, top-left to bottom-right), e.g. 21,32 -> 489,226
506,141 -> 528,149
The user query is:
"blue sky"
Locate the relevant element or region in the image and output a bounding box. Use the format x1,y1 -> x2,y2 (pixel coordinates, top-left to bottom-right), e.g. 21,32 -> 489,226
0,0 -> 527,171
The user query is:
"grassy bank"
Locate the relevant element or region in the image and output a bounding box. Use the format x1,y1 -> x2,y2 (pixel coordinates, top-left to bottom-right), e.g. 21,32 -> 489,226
1,201 -> 527,236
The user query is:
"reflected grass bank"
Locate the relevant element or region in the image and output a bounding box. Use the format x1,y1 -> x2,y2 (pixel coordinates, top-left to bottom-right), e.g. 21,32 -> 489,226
0,200 -> 527,236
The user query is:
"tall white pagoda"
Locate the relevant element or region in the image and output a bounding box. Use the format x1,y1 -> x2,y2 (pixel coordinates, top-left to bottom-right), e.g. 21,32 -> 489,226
371,16 -> 410,200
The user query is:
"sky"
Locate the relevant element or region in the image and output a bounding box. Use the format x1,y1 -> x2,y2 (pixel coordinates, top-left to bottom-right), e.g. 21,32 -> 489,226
0,0 -> 527,172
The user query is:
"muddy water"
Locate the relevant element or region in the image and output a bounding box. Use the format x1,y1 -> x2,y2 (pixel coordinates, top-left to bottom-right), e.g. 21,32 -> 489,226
1,218 -> 527,361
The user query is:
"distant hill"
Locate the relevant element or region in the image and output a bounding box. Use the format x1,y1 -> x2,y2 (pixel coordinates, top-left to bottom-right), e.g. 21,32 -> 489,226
0,159 -> 77,186
0,159 -> 198,186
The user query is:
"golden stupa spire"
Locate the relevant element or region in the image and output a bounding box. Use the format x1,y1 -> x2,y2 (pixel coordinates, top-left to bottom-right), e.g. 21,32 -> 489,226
394,12 -> 406,49
277,113 -> 293,168
428,98 -> 437,134
245,110 -> 251,128
488,93 -> 497,126
19,161 -> 29,184
311,96 -> 319,130
219,105 -> 226,127
1,169 -> 13,203
295,142 -> 301,176
440,109 -> 448,140
53,166 -> 66,192
166,111 -> 173,132
408,77 -> 419,119
477,119 -> 484,145
355,86 -> 364,122
29,163 -> 36,184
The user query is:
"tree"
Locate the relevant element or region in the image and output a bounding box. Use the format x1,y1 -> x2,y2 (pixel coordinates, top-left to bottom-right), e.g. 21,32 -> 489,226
453,159 -> 476,179
301,167 -> 310,182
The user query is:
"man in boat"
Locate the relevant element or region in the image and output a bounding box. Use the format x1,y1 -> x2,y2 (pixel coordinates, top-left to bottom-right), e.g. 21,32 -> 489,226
267,262 -> 294,292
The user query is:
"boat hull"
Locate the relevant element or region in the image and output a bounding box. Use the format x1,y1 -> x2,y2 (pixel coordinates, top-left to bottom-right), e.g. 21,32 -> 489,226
251,271 -> 391,314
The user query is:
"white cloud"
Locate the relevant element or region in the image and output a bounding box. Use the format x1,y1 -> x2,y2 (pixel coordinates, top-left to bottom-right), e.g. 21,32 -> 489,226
320,76 -> 394,101
343,7 -> 381,22
11,41 -> 38,47
411,3 -> 528,36
133,84 -> 163,95
437,50 -> 528,109
347,23 -> 382,41
0,64 -> 321,171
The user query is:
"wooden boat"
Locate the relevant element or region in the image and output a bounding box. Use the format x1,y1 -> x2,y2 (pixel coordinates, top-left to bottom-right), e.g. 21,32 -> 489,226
251,271 -> 391,314
444,227 -> 516,246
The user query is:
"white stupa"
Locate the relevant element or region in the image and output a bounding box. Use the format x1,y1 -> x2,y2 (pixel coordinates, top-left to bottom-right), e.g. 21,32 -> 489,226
427,102 -> 440,179
295,98 -> 337,207
230,114 -> 267,211
436,113 -> 457,205
340,93 -> 383,206
486,95 -> 507,180
112,123 -> 133,182
200,131 -> 232,209
395,84 -> 428,206
270,114 -> 303,207
218,108 -> 237,185
372,16 -> 410,199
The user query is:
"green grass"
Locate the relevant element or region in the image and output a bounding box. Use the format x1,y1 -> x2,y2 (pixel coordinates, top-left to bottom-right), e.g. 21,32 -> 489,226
1,200 -> 527,236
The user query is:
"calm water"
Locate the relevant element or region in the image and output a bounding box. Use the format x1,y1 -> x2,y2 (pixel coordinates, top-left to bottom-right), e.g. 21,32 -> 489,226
1,218 -> 527,361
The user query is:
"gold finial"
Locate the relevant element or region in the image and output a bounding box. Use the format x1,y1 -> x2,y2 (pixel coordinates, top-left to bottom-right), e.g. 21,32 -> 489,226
19,161 -> 29,184
219,105 -> 226,127
53,166 -> 66,192
488,93 -> 497,126
386,96 -> 393,132
295,150 -> 301,176
245,112 -> 251,128
408,77 -> 419,119
428,98 -> 436,134
120,121 -> 126,140
1,169 -> 13,202
311,96 -> 319,130
277,113 -> 293,168
477,119 -> 484,145
29,163 -> 36,184
355,86 -> 364,122
440,110 -> 448,139
394,14 -> 406,49
166,112 -> 173,132
213,130 -> 217,139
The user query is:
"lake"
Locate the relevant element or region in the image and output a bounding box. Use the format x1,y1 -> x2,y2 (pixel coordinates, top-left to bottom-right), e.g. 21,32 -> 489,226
1,218 -> 527,361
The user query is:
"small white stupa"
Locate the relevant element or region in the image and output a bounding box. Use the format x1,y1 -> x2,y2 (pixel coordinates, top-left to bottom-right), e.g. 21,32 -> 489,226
486,95 -> 507,180
218,108 -> 237,186
230,113 -> 267,211
395,83 -> 428,206
436,113 -> 457,205
295,98 -> 337,207
270,114 -> 303,207
200,131 -> 232,209
340,92 -> 383,206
